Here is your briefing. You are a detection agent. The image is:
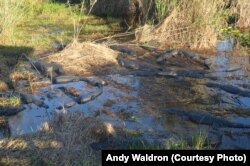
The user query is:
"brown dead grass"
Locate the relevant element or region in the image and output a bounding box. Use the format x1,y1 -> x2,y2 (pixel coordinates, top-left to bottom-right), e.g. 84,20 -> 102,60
136,0 -> 226,50
236,0 -> 250,28
45,41 -> 119,75
0,111 -> 115,165
0,81 -> 8,92
9,71 -> 36,82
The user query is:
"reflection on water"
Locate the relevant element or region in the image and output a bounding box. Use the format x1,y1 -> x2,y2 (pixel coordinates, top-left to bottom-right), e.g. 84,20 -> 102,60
216,37 -> 235,52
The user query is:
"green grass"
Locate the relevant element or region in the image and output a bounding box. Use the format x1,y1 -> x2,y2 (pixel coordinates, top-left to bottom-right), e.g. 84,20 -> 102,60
155,0 -> 179,22
0,95 -> 21,108
220,27 -> 250,47
191,131 -> 207,150
129,131 -> 209,150
0,0 -> 120,49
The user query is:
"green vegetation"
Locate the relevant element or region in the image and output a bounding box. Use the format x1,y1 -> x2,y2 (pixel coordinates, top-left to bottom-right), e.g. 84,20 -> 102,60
129,131 -> 209,150
0,0 -> 120,48
0,0 -> 31,44
139,0 -> 249,49
220,27 -> 250,47
139,0 -> 227,49
155,0 -> 179,22
0,0 -> 119,95
0,0 -> 249,164
191,131 -> 207,150
0,95 -> 21,107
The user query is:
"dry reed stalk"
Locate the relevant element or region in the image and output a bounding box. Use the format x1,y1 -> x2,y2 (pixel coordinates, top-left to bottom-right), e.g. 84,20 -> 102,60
137,0 -> 226,49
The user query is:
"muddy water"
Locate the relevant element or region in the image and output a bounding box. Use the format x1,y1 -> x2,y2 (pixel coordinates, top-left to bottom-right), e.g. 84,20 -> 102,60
2,41 -> 250,149
158,55 -> 250,149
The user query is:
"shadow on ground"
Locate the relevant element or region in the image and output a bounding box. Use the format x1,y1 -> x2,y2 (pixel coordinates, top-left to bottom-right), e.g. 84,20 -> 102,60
0,45 -> 34,90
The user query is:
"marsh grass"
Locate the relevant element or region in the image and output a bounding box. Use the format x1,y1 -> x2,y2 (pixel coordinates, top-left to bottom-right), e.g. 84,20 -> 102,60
236,0 -> 250,28
0,0 -> 119,48
191,131 -> 207,150
0,95 -> 21,108
155,0 -> 179,22
0,0 -> 37,44
129,131 -> 209,150
0,81 -> 9,92
138,0 -> 227,49
0,111 -> 115,165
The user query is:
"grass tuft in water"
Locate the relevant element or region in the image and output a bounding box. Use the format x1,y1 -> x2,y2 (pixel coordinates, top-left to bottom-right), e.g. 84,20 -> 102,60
0,95 -> 22,108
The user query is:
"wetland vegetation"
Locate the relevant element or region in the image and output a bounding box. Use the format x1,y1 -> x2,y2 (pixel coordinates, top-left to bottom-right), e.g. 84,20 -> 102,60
0,0 -> 250,165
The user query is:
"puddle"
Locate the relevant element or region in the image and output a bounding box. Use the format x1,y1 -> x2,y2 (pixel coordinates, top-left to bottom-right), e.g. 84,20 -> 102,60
7,76 -> 166,139
216,37 -> 235,52
1,42 -> 250,149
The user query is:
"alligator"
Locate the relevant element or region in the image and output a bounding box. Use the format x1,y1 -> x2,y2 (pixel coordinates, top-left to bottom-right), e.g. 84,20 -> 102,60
53,75 -> 82,84
117,54 -> 140,70
54,75 -> 106,87
156,49 -> 208,68
78,88 -> 103,104
206,82 -> 250,97
32,61 -> 65,76
0,106 -> 25,116
158,69 -> 208,78
110,45 -> 137,56
156,49 -> 179,63
162,108 -> 250,129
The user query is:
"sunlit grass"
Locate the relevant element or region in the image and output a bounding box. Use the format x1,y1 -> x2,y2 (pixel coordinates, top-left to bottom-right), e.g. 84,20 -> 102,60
1,1 -> 120,49
191,131 -> 207,150
0,95 -> 22,108
129,131 -> 209,150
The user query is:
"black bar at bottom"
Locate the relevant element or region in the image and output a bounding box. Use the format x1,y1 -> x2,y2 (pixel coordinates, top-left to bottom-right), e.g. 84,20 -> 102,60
102,150 -> 250,166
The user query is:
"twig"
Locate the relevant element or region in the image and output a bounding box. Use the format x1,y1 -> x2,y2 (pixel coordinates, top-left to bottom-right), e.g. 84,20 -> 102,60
92,31 -> 135,43
75,0 -> 98,40
21,53 -> 41,75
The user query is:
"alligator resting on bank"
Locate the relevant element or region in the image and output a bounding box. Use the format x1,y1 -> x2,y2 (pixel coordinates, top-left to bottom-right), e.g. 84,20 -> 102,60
162,108 -> 250,129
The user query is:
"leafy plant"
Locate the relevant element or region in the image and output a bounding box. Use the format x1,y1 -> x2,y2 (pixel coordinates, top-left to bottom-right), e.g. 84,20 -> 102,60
220,26 -> 250,47
155,0 -> 179,22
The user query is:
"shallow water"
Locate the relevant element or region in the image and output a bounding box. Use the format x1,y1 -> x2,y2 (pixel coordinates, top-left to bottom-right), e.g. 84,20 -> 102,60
1,41 -> 250,149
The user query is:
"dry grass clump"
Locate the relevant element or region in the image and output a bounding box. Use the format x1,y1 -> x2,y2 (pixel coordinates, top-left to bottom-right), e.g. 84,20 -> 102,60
9,70 -> 37,82
0,111 -> 115,165
0,81 -> 9,92
45,41 -> 119,75
137,0 -> 226,49
0,0 -> 32,44
236,0 -> 250,28
0,95 -> 21,107
45,111 -> 116,144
